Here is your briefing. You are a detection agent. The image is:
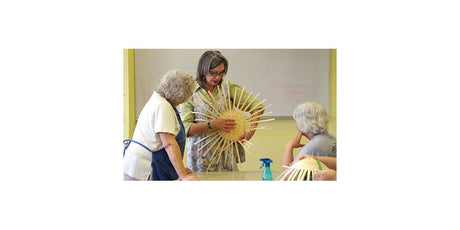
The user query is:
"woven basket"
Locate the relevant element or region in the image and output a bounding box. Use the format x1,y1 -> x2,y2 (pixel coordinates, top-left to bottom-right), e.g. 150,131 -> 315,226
277,157 -> 329,181
217,110 -> 249,141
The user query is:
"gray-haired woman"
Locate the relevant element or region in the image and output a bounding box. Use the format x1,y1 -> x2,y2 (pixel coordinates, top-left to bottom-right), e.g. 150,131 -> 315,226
282,102 -> 337,169
123,70 -> 200,181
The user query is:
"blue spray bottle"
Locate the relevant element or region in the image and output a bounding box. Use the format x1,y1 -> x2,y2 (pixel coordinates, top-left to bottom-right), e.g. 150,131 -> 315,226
259,158 -> 273,181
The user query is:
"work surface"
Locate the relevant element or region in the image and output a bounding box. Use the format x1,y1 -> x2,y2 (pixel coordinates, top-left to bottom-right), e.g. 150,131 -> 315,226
192,171 -> 280,181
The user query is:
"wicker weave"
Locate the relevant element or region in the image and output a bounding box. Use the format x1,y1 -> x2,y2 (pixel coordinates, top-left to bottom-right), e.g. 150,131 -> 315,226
217,110 -> 249,141
193,82 -> 273,172
277,157 -> 329,181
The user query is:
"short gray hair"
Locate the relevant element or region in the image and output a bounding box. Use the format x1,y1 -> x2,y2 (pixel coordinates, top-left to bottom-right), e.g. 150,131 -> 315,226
156,70 -> 194,104
293,102 -> 329,135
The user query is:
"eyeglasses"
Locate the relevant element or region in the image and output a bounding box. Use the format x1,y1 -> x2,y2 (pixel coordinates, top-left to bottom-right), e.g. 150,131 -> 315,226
209,70 -> 226,77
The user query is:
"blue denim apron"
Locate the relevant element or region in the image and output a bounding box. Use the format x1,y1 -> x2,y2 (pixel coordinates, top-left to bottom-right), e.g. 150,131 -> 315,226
123,106 -> 186,181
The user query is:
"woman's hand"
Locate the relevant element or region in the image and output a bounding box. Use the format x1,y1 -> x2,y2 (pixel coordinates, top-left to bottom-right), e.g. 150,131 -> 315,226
314,169 -> 336,181
286,130 -> 305,149
210,118 -> 236,133
181,168 -> 200,180
181,174 -> 200,181
238,130 -> 255,141
297,154 -> 317,162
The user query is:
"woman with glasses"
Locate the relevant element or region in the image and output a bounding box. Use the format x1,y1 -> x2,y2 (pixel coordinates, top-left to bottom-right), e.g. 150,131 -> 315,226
179,50 -> 265,172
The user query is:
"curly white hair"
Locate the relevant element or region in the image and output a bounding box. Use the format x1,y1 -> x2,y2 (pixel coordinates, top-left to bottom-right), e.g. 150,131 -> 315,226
293,102 -> 329,135
156,70 -> 194,104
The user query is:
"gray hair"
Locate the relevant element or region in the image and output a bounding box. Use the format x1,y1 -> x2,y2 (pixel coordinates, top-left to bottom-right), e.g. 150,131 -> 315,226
293,102 -> 329,135
196,51 -> 228,88
156,70 -> 195,104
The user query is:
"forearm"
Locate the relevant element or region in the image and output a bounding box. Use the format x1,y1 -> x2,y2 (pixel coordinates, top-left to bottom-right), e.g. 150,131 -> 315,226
315,156 -> 337,170
187,122 -> 212,136
282,145 -> 294,171
159,133 -> 189,179
188,117 -> 237,137
164,143 -> 189,179
283,131 -> 304,169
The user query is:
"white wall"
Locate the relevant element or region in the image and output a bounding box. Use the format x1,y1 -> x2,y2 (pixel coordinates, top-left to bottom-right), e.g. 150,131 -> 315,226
134,49 -> 330,117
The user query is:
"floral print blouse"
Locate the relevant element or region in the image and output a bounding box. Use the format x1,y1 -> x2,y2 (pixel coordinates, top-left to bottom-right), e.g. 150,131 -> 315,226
179,80 -> 265,172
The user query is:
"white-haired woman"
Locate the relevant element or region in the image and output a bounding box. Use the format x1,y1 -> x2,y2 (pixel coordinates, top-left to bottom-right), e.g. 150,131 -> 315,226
123,70 -> 200,181
282,102 -> 337,171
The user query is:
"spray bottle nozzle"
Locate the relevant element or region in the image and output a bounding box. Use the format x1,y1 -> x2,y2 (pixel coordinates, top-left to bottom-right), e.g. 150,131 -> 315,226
259,158 -> 273,169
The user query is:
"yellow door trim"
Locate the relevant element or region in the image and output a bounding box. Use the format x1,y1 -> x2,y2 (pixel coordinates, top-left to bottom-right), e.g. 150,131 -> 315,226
123,49 -> 136,139
329,49 -> 337,120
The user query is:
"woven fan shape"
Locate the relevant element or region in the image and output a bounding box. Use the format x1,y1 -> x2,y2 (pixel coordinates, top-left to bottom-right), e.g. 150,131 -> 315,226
193,81 -> 273,172
277,157 -> 329,181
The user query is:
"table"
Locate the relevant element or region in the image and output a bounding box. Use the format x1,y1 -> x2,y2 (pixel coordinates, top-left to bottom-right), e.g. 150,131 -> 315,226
192,170 -> 280,181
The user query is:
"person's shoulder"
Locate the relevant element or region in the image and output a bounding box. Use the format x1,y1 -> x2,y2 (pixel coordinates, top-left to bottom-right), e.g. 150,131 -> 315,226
150,91 -> 165,102
192,81 -> 201,92
153,95 -> 174,115
158,101 -> 174,112
324,133 -> 336,141
310,134 -> 334,145
226,79 -> 239,86
142,92 -> 164,111
226,80 -> 245,91
299,143 -> 313,154
315,133 -> 335,139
